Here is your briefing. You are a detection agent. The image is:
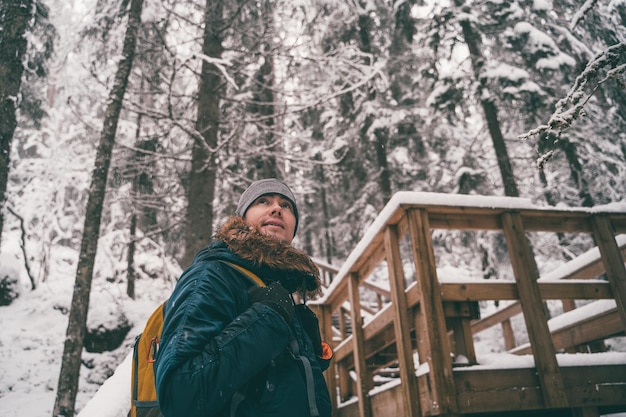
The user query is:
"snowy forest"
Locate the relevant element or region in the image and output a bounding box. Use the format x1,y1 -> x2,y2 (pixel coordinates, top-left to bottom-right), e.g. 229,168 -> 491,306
0,0 -> 625,416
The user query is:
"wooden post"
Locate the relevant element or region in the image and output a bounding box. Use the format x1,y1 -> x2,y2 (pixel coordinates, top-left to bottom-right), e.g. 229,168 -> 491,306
340,310 -> 348,338
338,362 -> 352,401
561,300 -> 580,353
449,317 -> 477,365
501,212 -> 569,408
348,272 -> 372,417
501,319 -> 516,350
384,225 -> 422,417
319,304 -> 338,413
406,209 -> 458,415
590,215 -> 626,330
444,302 -> 479,365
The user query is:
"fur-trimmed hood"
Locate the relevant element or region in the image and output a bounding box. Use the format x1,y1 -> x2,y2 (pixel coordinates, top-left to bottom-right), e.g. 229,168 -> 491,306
214,216 -> 322,296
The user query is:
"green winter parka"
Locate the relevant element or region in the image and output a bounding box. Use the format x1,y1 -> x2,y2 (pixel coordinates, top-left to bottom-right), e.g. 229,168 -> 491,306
154,216 -> 332,417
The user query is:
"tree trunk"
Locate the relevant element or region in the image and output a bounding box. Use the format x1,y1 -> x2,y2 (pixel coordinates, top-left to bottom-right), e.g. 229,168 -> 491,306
455,1 -> 519,197
182,0 -> 225,268
0,0 -> 33,249
320,186 -> 333,264
52,0 -> 144,415
481,99 -> 519,197
127,212 -> 137,299
374,127 -> 392,204
561,139 -> 595,208
314,155 -> 334,264
252,49 -> 278,178
249,0 -> 278,178
127,135 -> 158,299
133,138 -> 158,231
358,11 -> 394,208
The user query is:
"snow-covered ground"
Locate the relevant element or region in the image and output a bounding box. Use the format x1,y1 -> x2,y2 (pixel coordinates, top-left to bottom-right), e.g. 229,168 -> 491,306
0,231 -> 176,417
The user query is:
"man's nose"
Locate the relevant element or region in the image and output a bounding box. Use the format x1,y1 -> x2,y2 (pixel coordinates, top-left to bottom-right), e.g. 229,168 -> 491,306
270,201 -> 282,215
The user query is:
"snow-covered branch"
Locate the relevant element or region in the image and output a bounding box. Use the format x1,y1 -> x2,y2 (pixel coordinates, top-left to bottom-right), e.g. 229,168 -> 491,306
569,0 -> 598,31
5,206 -> 36,290
519,42 -> 626,146
194,54 -> 239,90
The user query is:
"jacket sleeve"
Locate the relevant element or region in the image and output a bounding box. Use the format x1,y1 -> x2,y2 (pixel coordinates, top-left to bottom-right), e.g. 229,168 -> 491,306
154,261 -> 291,417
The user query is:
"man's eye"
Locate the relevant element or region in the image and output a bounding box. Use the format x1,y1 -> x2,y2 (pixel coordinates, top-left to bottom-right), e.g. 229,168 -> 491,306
281,202 -> 292,210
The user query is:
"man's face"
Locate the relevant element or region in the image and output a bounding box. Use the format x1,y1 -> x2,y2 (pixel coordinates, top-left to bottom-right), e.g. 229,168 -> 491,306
244,194 -> 296,244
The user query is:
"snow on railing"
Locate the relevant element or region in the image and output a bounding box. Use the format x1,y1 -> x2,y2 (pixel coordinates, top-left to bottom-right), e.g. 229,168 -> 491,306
77,351 -> 132,417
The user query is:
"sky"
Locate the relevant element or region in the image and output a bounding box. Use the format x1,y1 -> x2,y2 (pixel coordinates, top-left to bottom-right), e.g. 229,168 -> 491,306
1,193 -> 625,417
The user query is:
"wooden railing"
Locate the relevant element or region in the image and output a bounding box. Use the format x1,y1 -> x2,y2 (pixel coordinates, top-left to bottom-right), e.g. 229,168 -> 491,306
311,192 -> 626,417
472,237 -> 626,355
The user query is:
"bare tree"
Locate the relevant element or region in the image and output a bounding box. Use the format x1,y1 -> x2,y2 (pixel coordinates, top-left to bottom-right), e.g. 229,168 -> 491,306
52,0 -> 144,415
126,136 -> 158,299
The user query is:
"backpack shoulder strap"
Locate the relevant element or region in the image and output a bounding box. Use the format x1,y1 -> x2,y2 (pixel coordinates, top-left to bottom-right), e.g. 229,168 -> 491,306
219,261 -> 267,417
221,261 -> 266,288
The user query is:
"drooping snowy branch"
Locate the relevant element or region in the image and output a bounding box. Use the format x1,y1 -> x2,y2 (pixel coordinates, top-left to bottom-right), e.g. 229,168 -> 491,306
194,54 -> 239,90
519,42 -> 626,168
569,0 -> 598,31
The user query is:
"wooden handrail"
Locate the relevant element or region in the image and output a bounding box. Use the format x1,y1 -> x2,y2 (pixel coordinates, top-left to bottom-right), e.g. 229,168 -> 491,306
467,236 -> 626,347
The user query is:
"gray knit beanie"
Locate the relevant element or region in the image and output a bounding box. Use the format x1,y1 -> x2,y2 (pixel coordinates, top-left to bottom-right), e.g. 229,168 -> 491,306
236,178 -> 299,236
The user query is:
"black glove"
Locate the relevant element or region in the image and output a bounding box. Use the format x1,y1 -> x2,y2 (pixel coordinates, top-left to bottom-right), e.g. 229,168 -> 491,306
279,273 -> 318,293
248,282 -> 295,323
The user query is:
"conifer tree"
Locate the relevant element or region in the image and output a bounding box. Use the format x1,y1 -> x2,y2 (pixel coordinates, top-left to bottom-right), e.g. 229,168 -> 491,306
0,0 -> 55,249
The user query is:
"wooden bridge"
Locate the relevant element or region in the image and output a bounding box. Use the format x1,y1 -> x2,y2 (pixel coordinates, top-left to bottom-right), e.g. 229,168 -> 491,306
310,192 -> 626,417
78,192 -> 626,417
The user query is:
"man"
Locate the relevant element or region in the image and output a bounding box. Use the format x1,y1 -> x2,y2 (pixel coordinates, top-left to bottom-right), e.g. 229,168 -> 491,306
155,179 -> 332,417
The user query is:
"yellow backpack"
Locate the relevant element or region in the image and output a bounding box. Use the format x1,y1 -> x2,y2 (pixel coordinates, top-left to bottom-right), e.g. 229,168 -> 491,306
130,300 -> 166,417
129,262 -> 265,417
